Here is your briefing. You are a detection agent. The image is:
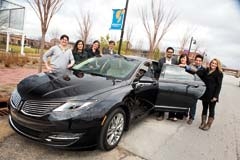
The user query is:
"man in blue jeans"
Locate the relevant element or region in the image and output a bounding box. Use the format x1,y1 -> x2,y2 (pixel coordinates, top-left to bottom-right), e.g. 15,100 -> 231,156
187,54 -> 205,124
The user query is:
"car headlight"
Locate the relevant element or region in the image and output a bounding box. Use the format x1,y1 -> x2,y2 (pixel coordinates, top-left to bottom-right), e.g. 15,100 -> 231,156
50,100 -> 97,120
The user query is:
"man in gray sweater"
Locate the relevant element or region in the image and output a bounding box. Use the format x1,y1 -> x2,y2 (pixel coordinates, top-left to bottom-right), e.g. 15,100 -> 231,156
43,34 -> 75,74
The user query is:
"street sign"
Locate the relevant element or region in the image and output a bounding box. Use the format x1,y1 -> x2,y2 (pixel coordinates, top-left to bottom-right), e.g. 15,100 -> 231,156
110,9 -> 125,30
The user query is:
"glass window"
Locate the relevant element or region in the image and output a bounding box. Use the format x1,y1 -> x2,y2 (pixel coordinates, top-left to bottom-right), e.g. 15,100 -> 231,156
162,65 -> 195,81
72,55 -> 141,80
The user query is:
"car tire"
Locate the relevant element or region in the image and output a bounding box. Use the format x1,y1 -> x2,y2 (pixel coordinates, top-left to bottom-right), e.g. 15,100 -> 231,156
99,108 -> 126,151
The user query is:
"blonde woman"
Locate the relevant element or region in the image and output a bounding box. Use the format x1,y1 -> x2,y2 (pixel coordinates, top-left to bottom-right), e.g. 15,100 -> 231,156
196,58 -> 223,131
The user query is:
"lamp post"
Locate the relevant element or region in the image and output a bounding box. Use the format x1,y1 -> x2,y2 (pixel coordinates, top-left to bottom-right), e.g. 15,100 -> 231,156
188,37 -> 196,54
118,0 -> 129,55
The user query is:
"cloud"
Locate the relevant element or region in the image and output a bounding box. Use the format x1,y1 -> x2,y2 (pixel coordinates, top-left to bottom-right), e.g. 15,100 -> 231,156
21,0 -> 240,69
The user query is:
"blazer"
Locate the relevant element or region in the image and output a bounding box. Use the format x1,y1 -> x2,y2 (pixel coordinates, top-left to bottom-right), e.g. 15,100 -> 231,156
158,57 -> 178,69
102,47 -> 116,55
197,68 -> 223,102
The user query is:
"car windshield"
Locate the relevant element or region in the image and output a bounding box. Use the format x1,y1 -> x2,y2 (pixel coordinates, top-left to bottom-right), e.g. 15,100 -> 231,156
72,55 -> 141,80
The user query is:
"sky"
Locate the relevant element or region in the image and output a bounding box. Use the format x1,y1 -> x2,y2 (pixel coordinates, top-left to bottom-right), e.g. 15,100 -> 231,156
12,0 -> 240,69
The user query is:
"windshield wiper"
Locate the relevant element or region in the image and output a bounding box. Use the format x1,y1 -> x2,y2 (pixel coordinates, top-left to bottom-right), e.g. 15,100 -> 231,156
88,72 -> 105,77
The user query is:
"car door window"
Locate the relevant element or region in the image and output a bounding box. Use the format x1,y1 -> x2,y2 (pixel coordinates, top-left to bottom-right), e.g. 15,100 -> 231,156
143,62 -> 154,78
134,61 -> 155,81
161,65 -> 194,81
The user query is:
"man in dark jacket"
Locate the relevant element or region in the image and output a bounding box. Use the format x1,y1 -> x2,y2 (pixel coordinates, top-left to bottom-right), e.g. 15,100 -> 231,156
102,40 -> 116,55
156,47 -> 178,121
187,54 -> 205,124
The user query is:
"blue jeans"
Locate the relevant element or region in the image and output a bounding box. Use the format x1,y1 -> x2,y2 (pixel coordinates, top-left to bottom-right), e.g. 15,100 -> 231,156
189,101 -> 197,120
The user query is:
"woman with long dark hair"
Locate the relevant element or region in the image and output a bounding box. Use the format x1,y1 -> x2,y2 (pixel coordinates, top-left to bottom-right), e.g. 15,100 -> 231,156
85,40 -> 101,57
72,40 -> 88,64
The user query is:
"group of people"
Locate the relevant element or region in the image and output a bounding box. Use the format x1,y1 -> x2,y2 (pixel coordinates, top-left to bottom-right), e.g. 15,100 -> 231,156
42,34 -> 117,73
43,34 -> 223,131
72,39 -> 117,65
156,46 -> 223,131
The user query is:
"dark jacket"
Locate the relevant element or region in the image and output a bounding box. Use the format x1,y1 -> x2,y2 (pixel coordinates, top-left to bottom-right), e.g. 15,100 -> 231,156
197,68 -> 223,102
85,47 -> 101,58
102,47 -> 116,55
72,50 -> 89,64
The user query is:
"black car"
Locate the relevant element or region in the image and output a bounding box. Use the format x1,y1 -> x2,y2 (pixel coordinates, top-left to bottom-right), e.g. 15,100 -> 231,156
8,54 -> 205,151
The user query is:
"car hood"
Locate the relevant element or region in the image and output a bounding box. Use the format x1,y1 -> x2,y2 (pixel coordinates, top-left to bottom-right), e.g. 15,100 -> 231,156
17,72 -> 126,99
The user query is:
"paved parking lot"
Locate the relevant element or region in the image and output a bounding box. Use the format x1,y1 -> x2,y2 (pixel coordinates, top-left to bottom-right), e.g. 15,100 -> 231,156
0,74 -> 240,160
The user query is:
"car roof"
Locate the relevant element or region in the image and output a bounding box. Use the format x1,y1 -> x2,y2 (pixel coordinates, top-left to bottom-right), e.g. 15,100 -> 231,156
124,55 -> 158,65
124,55 -> 148,61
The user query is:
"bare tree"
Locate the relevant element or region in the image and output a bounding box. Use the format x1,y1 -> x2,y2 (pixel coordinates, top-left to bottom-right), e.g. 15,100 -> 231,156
125,25 -> 133,55
48,27 -> 61,45
193,43 -> 200,53
75,11 -> 92,45
139,0 -> 177,59
49,28 -> 60,39
135,39 -> 144,56
179,27 -> 197,52
26,0 -> 63,72
179,32 -> 190,53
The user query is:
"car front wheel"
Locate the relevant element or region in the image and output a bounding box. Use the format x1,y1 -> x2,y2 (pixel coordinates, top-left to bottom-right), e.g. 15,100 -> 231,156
99,108 -> 126,151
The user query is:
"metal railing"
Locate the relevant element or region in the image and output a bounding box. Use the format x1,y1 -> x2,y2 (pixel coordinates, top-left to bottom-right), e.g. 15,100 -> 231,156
222,67 -> 240,78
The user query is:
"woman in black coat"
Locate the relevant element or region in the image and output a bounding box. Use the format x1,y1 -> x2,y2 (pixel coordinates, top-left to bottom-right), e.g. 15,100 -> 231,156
197,58 -> 223,131
72,40 -> 89,64
85,40 -> 101,58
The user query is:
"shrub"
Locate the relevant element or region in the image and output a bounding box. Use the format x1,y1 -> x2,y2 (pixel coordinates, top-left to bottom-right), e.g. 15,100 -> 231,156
0,52 -> 30,67
32,58 -> 39,64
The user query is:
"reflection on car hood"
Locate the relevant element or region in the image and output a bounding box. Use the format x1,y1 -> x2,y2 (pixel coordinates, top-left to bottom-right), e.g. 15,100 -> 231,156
17,72 -> 124,99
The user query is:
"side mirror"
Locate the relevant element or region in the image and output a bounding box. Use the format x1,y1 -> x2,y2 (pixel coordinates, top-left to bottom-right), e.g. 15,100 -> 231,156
139,76 -> 155,83
132,82 -> 144,89
132,76 -> 157,89
132,81 -> 137,89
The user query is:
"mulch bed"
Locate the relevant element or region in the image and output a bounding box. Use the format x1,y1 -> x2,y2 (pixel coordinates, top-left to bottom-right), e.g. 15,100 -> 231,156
0,64 -> 40,110
0,108 -> 9,116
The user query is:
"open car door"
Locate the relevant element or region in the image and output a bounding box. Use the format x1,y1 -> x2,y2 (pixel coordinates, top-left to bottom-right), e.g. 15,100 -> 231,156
154,64 -> 206,112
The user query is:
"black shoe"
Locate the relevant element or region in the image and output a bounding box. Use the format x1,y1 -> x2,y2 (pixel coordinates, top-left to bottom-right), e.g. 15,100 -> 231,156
156,116 -> 164,121
187,119 -> 193,125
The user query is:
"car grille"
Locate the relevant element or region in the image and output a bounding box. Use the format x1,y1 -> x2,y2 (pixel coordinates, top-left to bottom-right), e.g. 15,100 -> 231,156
11,90 -> 22,110
11,90 -> 65,117
21,100 -> 65,117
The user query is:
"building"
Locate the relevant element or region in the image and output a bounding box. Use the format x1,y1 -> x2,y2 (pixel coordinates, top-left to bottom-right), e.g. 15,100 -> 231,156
0,32 -> 54,49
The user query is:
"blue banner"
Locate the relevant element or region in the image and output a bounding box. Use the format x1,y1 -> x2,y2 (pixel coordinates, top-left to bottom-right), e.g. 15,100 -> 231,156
110,9 -> 125,30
